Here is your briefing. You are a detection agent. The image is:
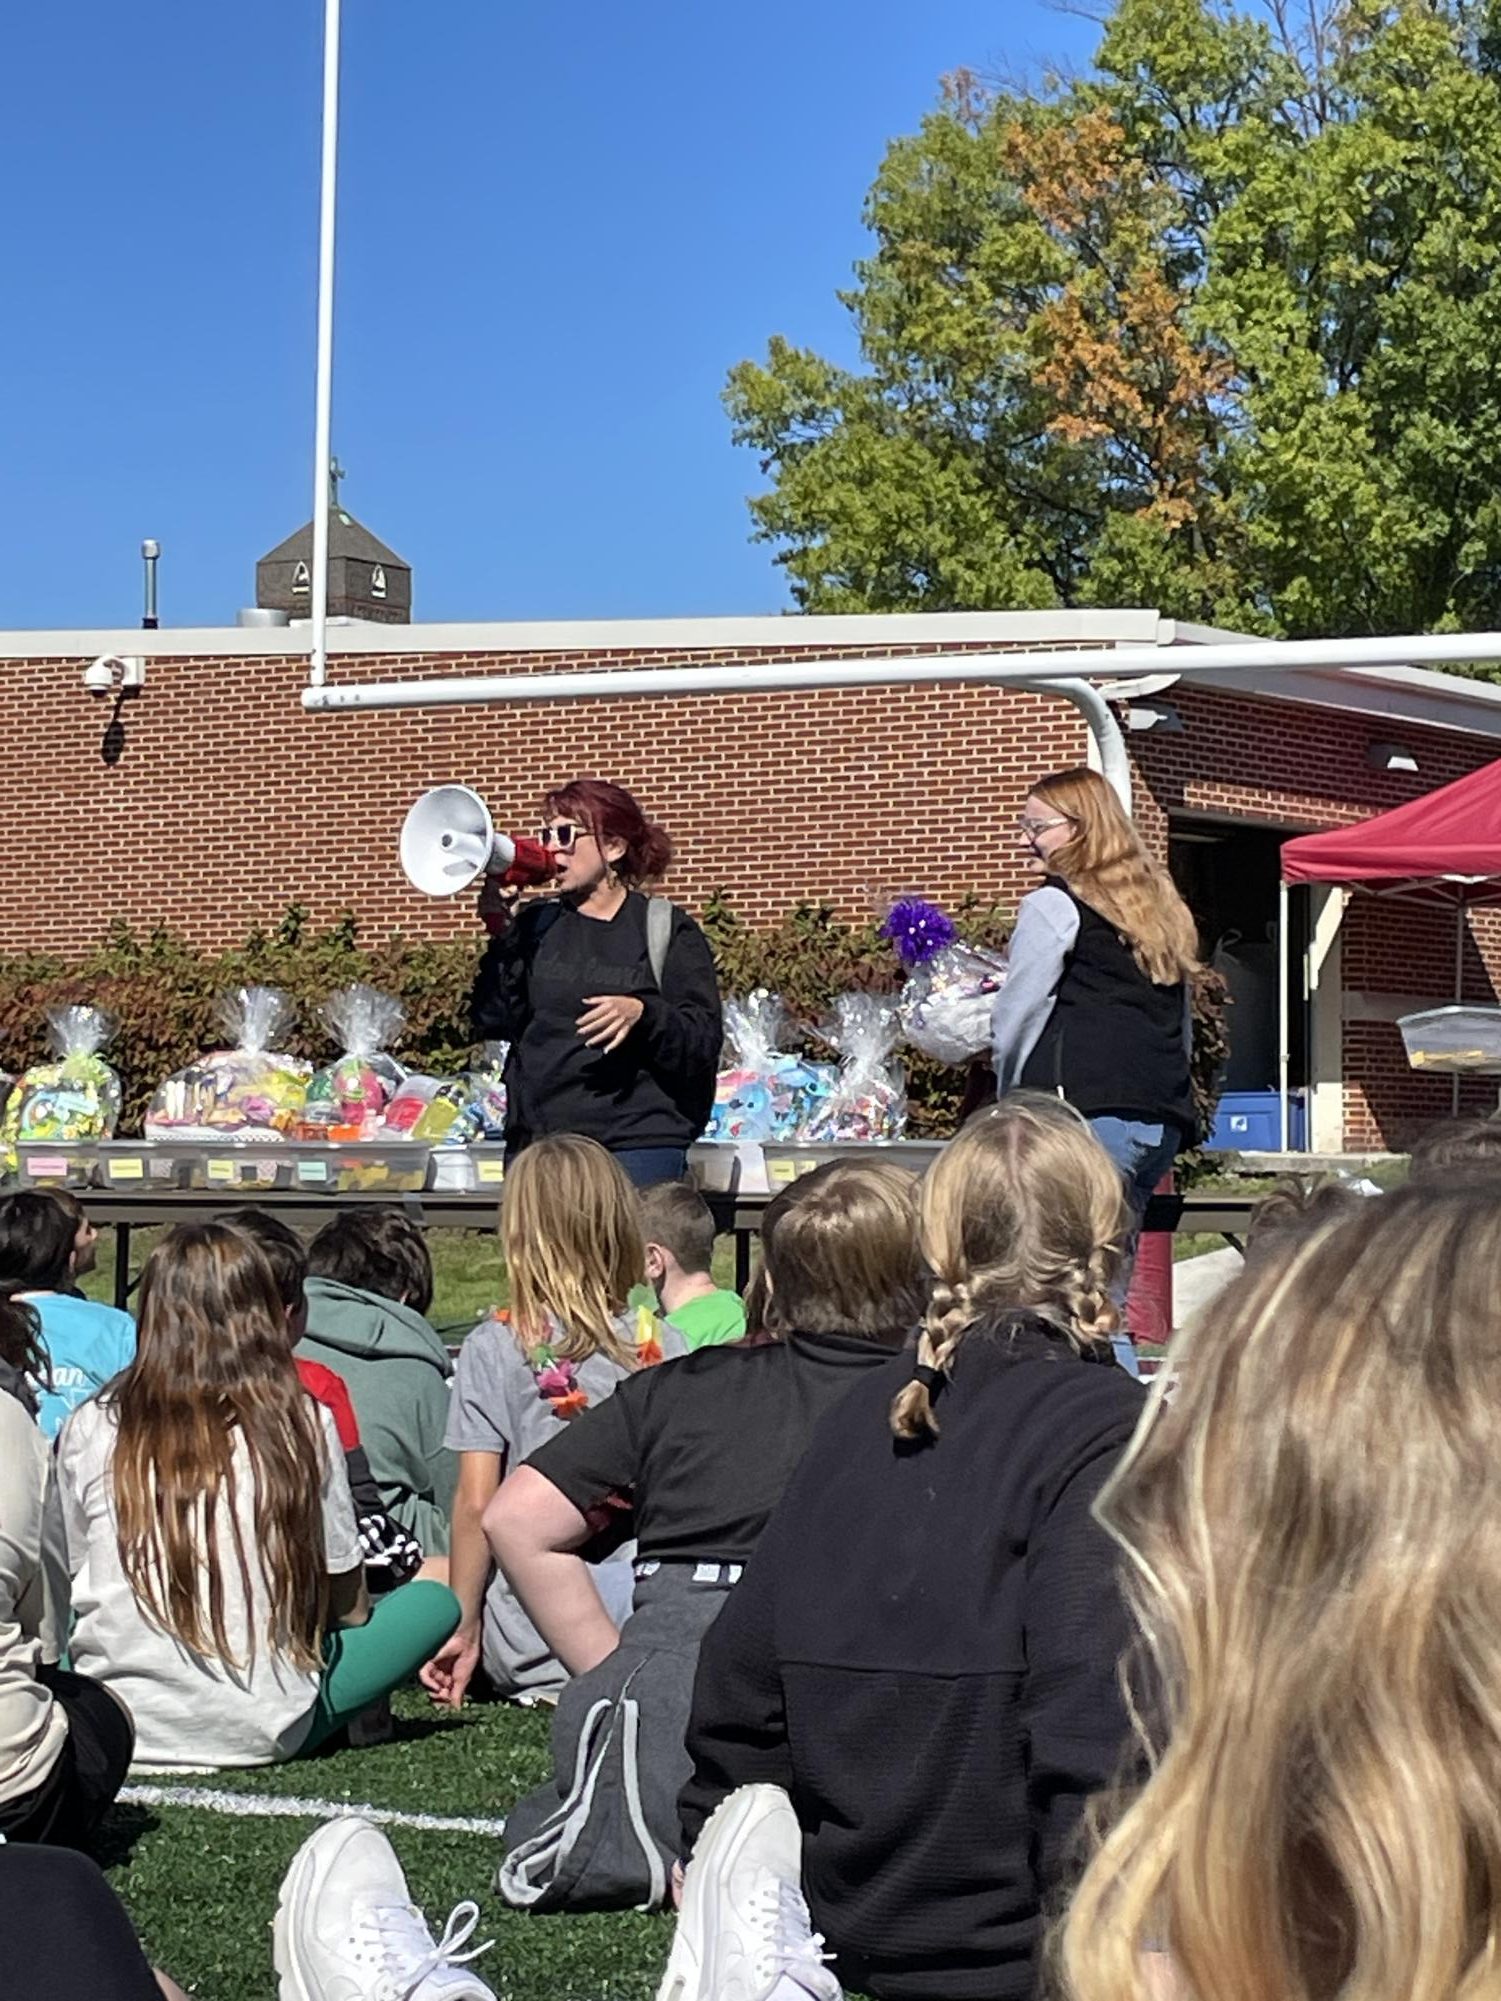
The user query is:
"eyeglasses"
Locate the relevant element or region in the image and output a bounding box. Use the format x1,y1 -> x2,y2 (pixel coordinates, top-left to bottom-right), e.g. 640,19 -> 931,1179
539,822 -> 592,850
1018,815 -> 1075,838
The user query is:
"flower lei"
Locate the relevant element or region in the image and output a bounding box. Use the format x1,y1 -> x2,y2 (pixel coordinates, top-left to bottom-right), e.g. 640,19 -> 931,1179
500,1303 -> 668,1420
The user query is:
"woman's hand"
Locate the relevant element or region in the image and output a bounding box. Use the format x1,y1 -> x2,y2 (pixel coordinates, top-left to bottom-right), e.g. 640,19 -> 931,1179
577,995 -> 645,1052
420,1622 -> 482,1710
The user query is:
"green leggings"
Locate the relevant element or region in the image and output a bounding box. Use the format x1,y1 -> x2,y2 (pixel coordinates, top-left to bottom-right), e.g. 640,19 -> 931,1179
299,1580 -> 460,1754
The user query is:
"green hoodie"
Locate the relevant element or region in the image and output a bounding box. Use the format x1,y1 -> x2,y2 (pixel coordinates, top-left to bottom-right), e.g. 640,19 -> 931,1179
297,1276 -> 458,1556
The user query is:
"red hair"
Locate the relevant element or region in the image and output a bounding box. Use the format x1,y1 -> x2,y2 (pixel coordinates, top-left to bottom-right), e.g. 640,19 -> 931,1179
543,779 -> 673,886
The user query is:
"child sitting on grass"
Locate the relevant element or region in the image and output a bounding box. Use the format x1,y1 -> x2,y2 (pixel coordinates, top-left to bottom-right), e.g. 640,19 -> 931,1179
299,1208 -> 457,1559
226,1208 -> 425,1592
639,1182 -> 745,1351
54,1220 -> 459,1770
421,1134 -> 682,1712
0,1191 -> 135,1440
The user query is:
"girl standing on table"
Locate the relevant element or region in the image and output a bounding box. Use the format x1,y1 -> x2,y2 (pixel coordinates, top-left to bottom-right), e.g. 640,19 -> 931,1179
470,779 -> 722,1190
991,767 -> 1199,1365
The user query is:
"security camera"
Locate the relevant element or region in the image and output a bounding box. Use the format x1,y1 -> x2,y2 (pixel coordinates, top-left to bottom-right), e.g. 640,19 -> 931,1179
83,657 -> 119,698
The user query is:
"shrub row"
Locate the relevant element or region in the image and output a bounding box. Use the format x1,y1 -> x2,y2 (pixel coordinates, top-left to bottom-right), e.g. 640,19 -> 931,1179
0,896 -> 1228,1144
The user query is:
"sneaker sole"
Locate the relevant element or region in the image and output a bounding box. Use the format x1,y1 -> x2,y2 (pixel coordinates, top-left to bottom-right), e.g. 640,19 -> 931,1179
655,1786 -> 798,2001
273,1816 -> 372,2001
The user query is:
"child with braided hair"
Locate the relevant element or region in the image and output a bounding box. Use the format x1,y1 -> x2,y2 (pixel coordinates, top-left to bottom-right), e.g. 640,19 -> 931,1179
665,1094 -> 1146,2001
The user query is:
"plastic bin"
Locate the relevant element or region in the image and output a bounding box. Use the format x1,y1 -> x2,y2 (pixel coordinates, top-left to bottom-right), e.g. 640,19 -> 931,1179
97,1142 -> 197,1189
290,1143 -> 430,1194
1398,1005 -> 1501,1075
1205,1090 -> 1306,1152
467,1144 -> 507,1193
194,1148 -> 297,1192
14,1143 -> 98,1189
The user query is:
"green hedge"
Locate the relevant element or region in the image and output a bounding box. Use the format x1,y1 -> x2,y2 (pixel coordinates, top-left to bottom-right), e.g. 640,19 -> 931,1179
0,896 -> 1228,1143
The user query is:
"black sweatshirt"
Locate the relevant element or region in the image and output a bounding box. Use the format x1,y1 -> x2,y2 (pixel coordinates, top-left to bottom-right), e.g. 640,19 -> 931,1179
470,892 -> 722,1154
680,1324 -> 1143,2001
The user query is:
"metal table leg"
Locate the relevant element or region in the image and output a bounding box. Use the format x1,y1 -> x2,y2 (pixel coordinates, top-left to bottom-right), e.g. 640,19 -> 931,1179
114,1221 -> 132,1311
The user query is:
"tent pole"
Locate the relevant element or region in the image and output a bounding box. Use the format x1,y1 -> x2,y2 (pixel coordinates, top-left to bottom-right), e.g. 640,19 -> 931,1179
1279,882 -> 1292,1152
1454,901 -> 1464,1114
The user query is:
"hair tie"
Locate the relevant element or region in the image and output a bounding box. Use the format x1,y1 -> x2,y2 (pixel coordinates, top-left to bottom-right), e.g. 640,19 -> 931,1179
912,1362 -> 941,1392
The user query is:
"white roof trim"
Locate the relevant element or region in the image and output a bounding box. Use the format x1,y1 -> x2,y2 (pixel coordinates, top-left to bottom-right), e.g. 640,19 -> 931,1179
1177,661 -> 1501,741
0,607 -> 1168,662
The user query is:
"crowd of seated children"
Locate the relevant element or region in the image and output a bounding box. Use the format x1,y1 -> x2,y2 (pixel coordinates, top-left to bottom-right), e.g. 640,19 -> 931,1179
491,1158 -> 927,1911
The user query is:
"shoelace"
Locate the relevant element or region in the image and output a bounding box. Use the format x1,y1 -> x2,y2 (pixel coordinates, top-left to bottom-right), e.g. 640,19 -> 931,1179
360,1896 -> 494,2001
750,1877 -> 835,1989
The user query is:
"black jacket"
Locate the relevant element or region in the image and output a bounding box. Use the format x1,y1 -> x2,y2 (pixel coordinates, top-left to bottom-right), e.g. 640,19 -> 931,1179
680,1324 -> 1143,2001
471,892 -> 722,1154
1021,879 -> 1195,1137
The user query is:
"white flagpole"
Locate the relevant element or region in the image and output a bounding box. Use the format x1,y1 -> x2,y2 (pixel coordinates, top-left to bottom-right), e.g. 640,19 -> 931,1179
308,0 -> 341,687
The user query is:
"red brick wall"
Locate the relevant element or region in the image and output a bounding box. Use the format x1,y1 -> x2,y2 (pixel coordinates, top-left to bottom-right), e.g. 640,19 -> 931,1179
1131,684 -> 1501,1148
12,639 -> 1501,1150
5,641 -> 1088,954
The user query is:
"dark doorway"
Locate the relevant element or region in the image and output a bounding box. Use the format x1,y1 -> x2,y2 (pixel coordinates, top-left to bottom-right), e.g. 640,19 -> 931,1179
1168,817 -> 1308,1092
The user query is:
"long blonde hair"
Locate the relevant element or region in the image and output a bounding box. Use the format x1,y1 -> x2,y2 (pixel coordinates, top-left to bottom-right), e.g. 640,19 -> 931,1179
108,1222 -> 329,1673
1030,767 -> 1199,985
891,1096 -> 1127,1439
502,1135 -> 647,1366
1062,1185 -> 1501,2001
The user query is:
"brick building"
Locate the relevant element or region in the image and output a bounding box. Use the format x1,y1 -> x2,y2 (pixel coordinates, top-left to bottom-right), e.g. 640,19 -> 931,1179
9,606 -> 1501,1151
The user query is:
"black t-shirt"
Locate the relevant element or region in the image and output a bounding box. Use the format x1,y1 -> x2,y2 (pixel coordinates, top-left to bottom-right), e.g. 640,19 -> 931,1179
526,1330 -> 898,1563
470,892 -> 722,1152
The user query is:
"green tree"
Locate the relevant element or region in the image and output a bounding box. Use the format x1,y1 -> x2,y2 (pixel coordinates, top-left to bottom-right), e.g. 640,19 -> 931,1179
729,0 -> 1501,636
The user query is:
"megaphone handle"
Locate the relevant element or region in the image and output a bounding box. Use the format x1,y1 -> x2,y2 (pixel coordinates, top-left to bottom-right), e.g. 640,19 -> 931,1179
478,876 -> 522,932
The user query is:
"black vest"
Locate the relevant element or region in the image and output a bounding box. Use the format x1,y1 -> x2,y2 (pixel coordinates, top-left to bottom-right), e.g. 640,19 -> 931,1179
1020,880 -> 1196,1136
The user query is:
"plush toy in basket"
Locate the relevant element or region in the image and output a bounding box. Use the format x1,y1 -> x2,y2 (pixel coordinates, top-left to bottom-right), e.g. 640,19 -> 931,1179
146,985 -> 311,1142
802,993 -> 908,1143
706,991 -> 835,1144
2,1006 -> 122,1149
880,896 -> 1008,1067
301,985 -> 408,1140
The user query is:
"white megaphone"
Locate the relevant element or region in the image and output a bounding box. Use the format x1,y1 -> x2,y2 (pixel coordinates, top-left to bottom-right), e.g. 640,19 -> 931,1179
400,786 -> 556,898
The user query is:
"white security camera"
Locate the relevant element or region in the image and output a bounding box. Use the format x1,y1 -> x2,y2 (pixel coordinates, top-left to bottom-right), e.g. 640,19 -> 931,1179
83,657 -> 119,698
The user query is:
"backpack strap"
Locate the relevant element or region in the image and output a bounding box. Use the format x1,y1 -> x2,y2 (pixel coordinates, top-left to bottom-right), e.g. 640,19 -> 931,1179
646,896 -> 673,989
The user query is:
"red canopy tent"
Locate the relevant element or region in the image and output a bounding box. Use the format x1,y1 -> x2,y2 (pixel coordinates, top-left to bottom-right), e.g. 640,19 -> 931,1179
1277,758 -> 1501,1147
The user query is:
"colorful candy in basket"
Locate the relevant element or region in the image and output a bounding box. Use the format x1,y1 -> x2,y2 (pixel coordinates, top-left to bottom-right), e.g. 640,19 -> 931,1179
706,992 -> 835,1144
802,993 -> 908,1143
2,1005 -> 122,1147
146,985 -> 311,1142
880,896 -> 1008,1067
302,984 -> 408,1140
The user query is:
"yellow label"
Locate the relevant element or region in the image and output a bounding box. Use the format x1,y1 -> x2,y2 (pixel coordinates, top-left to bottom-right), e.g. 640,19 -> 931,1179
767,1159 -> 799,1186
205,1159 -> 236,1184
108,1157 -> 145,1181
477,1160 -> 506,1185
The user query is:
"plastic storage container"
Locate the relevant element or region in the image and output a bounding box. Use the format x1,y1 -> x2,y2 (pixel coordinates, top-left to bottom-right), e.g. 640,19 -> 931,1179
193,1148 -> 297,1192
1399,1005 -> 1501,1075
97,1142 -> 198,1189
14,1143 -> 98,1189
290,1142 -> 430,1194
1205,1089 -> 1307,1152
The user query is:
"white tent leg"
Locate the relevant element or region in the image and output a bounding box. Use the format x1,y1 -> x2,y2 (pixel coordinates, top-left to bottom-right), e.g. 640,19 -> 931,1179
1454,901 -> 1465,1114
1279,882 -> 1292,1152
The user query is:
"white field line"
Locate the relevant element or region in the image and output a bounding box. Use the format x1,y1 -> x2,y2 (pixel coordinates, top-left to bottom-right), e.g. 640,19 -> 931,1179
120,1782 -> 508,1838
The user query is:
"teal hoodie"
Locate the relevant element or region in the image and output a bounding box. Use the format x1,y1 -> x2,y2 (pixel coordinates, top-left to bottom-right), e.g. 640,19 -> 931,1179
297,1276 -> 458,1556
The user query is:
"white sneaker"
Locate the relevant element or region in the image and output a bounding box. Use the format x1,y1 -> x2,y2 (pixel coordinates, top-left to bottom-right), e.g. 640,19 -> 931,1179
274,1815 -> 496,2001
656,1785 -> 842,2001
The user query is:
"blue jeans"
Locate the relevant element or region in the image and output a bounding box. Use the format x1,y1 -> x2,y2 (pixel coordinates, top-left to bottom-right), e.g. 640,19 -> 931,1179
611,1147 -> 688,1189
1089,1117 -> 1181,1376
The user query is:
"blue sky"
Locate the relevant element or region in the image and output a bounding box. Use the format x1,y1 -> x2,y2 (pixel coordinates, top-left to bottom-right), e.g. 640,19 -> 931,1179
1,1 -> 1099,629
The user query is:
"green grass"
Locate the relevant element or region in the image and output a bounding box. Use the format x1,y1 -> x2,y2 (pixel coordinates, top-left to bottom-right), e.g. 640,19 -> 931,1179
102,1691 -> 674,2001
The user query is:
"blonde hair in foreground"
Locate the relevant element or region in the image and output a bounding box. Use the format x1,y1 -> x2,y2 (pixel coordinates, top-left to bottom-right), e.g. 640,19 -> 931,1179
1061,1185 -> 1501,2001
502,1135 -> 646,1366
109,1222 -> 329,1673
891,1095 -> 1127,1439
1031,767 -> 1199,985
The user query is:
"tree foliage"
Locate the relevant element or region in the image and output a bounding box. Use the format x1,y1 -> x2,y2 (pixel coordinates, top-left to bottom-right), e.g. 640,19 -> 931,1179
728,0 -> 1501,636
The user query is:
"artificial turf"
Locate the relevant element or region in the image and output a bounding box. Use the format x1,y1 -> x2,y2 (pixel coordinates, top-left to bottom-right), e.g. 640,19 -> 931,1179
101,1689 -> 675,2001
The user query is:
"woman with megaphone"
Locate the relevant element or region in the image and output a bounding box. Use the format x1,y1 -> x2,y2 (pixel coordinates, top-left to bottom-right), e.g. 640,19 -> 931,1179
471,779 -> 722,1188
